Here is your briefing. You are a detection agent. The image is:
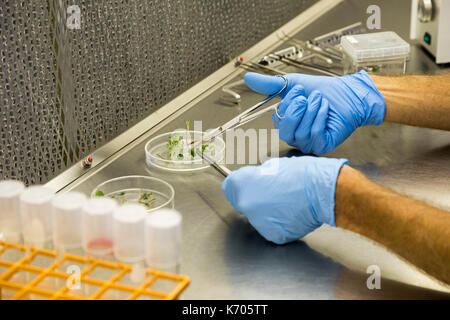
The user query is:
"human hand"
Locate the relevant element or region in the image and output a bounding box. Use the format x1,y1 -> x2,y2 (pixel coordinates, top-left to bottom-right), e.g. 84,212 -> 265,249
222,156 -> 348,244
244,71 -> 386,154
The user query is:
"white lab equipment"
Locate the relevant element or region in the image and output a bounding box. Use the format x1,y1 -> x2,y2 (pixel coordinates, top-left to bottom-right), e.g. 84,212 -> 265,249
82,197 -> 117,256
20,186 -> 54,248
411,0 -> 450,64
145,209 -> 182,271
0,180 -> 25,242
51,191 -> 87,250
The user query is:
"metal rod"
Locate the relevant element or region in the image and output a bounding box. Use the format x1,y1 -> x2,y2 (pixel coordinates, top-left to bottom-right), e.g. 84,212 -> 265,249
196,149 -> 231,177
222,79 -> 245,103
249,62 -> 287,75
236,103 -> 279,127
305,40 -> 343,61
301,52 -> 333,65
278,31 -> 343,61
239,62 -> 285,75
268,54 -> 341,76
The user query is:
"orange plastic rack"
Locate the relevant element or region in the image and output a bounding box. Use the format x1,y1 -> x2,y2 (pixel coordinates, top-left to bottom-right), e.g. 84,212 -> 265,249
0,240 -> 189,300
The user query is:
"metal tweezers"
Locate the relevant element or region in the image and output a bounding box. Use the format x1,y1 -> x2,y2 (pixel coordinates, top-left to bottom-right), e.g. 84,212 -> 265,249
200,75 -> 288,144
193,75 -> 288,177
195,148 -> 231,177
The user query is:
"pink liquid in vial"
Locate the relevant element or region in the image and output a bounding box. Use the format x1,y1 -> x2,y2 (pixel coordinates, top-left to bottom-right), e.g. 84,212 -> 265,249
87,238 -> 113,254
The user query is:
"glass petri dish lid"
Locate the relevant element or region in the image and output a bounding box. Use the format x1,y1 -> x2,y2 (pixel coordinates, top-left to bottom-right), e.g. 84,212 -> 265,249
91,176 -> 174,213
144,130 -> 225,172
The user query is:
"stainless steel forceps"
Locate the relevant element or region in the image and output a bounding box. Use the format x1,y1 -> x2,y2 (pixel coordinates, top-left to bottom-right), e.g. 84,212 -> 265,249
198,75 -> 288,144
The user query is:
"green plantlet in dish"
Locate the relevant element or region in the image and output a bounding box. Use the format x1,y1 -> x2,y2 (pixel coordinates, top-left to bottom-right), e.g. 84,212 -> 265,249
167,132 -> 183,160
165,121 -> 214,161
140,191 -> 152,200
106,190 -> 127,203
95,190 -> 105,197
138,190 -> 156,209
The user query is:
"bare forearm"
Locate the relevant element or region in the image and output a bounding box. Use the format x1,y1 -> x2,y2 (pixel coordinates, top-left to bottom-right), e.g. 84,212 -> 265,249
335,165 -> 450,284
371,74 -> 450,131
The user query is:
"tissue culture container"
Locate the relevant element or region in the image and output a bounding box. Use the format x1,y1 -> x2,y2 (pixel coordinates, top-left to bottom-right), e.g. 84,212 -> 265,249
91,176 -> 175,213
145,130 -> 225,172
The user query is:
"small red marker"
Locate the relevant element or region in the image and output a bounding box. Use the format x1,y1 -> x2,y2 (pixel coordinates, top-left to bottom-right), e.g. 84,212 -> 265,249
82,156 -> 93,168
239,56 -> 244,61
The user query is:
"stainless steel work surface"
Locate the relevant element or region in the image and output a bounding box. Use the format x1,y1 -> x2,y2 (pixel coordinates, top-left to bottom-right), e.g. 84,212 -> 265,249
67,0 -> 450,299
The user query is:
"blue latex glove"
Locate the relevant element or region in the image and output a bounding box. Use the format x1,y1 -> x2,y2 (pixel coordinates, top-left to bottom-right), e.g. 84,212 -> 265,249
244,71 -> 386,154
222,156 -> 348,245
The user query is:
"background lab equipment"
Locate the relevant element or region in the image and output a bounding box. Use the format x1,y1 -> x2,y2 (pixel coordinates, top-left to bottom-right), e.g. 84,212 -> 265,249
411,0 -> 450,63
1,0 -> 450,299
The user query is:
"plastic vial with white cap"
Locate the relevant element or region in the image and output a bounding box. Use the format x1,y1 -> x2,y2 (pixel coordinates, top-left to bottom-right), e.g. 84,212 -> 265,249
145,208 -> 182,273
20,186 -> 54,249
0,180 -> 25,243
113,204 -> 147,263
82,197 -> 117,256
113,204 -> 147,285
51,191 -> 87,254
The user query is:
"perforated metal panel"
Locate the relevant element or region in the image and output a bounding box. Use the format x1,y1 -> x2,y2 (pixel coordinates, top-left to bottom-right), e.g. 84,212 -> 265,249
0,0 -> 317,184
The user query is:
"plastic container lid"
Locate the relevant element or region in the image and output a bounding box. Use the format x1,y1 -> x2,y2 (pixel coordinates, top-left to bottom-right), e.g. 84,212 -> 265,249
0,180 -> 25,242
113,204 -> 147,263
82,197 -> 117,255
341,31 -> 410,62
51,191 -> 87,250
145,209 -> 182,269
20,186 -> 54,247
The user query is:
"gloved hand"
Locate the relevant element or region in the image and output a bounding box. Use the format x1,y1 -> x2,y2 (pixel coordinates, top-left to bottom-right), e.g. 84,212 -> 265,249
244,71 -> 386,154
222,156 -> 348,245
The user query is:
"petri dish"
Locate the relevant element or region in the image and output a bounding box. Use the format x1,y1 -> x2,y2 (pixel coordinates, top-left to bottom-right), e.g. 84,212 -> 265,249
91,176 -> 175,213
144,130 -> 225,172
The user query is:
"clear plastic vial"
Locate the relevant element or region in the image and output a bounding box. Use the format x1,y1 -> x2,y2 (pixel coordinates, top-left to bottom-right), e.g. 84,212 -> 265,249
113,204 -> 147,263
82,197 -> 117,256
145,209 -> 182,273
20,186 -> 54,248
51,191 -> 87,252
113,204 -> 147,287
0,180 -> 25,242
